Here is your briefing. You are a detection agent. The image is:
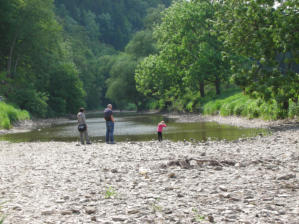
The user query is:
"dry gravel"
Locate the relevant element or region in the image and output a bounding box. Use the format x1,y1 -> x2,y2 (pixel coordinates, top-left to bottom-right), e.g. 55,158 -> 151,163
0,123 -> 298,224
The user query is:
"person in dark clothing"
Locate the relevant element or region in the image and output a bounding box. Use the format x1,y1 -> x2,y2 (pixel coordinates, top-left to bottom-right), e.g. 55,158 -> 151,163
104,104 -> 115,144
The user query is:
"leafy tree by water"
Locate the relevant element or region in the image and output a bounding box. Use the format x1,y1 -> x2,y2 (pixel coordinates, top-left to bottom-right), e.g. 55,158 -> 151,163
215,0 -> 299,116
136,0 -> 230,110
0,0 -> 84,116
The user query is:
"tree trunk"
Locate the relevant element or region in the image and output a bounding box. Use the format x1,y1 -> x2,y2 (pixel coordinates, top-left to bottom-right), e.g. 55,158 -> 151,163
199,80 -> 205,97
13,56 -> 18,75
215,77 -> 221,95
282,100 -> 289,111
7,35 -> 17,76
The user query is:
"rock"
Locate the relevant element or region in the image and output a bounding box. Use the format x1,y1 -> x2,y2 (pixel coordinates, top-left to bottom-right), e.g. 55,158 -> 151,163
177,193 -> 184,198
219,193 -> 231,198
165,186 -> 174,191
12,206 -> 22,211
111,168 -> 118,173
91,216 -> 97,221
168,172 -> 176,178
208,215 -> 214,223
85,206 -> 96,214
55,200 -> 65,203
61,210 -> 73,215
164,209 -> 172,214
71,209 -> 80,214
112,216 -> 127,222
277,174 -> 296,180
214,166 -> 223,171
219,185 -> 228,192
127,209 -> 139,214
41,210 -> 55,216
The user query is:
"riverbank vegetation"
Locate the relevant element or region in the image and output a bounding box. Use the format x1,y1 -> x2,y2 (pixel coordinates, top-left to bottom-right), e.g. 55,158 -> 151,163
135,0 -> 298,119
0,102 -> 30,129
0,0 -> 298,121
203,92 -> 299,120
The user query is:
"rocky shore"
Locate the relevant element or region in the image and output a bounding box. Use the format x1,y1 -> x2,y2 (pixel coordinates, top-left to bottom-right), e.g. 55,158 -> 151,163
0,123 -> 298,223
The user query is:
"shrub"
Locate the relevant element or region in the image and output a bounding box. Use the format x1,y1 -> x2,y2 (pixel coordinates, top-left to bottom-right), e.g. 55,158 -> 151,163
0,102 -> 30,129
288,100 -> 299,119
203,91 -> 296,120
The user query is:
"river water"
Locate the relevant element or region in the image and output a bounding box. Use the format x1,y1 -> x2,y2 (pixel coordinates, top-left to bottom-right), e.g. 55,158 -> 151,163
0,113 -> 268,143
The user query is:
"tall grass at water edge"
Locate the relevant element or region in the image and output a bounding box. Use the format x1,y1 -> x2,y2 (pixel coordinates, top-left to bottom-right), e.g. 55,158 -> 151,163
0,102 -> 30,129
203,92 -> 299,120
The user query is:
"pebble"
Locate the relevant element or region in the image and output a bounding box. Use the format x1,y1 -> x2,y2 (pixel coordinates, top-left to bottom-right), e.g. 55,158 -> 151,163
85,207 -> 96,214
61,210 -> 73,215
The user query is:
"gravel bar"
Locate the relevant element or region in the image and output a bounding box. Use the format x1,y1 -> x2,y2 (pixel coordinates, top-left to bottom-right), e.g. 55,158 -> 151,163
0,124 -> 298,223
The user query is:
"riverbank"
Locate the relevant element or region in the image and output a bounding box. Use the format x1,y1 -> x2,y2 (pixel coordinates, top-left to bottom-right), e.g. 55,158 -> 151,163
169,114 -> 299,129
0,118 -> 69,135
0,125 -> 298,223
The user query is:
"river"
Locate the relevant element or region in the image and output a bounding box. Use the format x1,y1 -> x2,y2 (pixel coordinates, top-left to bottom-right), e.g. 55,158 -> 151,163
0,112 -> 268,142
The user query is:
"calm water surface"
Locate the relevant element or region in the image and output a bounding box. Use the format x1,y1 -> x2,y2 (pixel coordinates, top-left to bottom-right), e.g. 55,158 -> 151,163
0,113 -> 269,143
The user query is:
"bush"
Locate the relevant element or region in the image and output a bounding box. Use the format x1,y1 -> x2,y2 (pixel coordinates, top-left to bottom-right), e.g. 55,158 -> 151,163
0,102 -> 30,129
8,89 -> 48,117
203,92 -> 296,120
288,100 -> 299,119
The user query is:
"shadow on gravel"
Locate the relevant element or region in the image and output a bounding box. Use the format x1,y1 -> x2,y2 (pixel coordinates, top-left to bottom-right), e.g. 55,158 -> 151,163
269,122 -> 299,132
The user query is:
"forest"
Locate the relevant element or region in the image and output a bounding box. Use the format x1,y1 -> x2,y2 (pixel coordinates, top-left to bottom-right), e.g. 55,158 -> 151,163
0,0 -> 298,127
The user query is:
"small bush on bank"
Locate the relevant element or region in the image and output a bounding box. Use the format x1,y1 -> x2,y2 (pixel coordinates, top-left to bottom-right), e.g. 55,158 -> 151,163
0,102 -> 30,129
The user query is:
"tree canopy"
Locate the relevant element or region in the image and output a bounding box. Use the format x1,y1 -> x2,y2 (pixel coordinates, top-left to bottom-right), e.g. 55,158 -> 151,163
0,0 -> 297,119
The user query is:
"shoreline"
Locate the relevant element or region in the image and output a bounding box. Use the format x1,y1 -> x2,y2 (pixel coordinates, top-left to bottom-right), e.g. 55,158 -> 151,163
167,114 -> 299,130
0,118 -> 70,136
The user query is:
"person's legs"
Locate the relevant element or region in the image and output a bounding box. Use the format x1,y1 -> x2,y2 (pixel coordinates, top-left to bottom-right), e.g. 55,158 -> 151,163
106,121 -> 109,143
158,132 -> 162,141
109,122 -> 114,143
80,131 -> 84,144
85,130 -> 91,144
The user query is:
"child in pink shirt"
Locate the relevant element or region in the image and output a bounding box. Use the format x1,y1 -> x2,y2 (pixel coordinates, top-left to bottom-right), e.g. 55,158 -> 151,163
157,121 -> 167,141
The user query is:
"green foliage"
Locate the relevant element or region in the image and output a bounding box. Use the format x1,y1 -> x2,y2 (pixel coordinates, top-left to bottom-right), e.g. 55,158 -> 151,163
0,0 -> 170,116
203,92 -> 298,120
104,186 -> 117,199
0,102 -> 30,129
215,0 -> 299,113
48,63 -> 85,115
192,208 -> 206,222
288,99 -> 299,118
8,88 -> 48,118
136,0 -> 230,111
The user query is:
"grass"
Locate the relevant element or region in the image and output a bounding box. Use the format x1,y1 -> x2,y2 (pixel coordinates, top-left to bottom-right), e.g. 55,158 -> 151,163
203,92 -> 299,120
104,186 -> 117,199
0,102 -> 30,129
192,208 -> 206,222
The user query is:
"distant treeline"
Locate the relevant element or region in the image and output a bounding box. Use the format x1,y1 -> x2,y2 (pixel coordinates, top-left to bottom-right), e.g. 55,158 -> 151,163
0,0 -> 171,117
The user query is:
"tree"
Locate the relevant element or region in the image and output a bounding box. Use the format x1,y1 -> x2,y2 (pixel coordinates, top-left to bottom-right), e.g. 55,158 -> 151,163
136,0 -> 229,110
215,0 -> 299,114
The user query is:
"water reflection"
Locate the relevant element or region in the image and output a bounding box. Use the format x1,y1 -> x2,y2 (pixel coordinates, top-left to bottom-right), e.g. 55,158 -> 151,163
0,113 -> 268,142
